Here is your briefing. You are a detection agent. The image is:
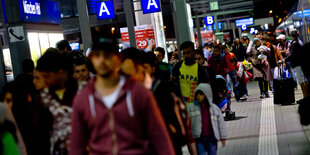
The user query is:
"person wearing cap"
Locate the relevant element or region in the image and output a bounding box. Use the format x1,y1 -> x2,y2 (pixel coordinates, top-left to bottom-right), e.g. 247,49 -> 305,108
70,42 -> 175,155
276,34 -> 290,58
285,29 -> 308,98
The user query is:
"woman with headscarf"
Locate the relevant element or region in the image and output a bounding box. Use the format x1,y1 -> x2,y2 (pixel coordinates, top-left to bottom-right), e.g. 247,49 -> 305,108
249,38 -> 273,98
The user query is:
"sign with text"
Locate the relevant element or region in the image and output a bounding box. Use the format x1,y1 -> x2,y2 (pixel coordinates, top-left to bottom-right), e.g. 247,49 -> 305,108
235,18 -> 254,27
204,16 -> 214,26
19,0 -> 61,24
97,1 -> 115,20
120,24 -> 156,51
201,30 -> 213,44
141,0 -> 161,14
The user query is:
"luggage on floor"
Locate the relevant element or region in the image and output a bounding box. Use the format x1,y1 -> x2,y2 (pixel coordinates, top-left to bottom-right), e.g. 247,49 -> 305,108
273,64 -> 295,105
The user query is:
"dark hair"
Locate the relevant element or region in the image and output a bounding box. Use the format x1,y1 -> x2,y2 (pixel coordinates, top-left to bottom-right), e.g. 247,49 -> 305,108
195,49 -> 204,58
144,52 -> 157,67
90,42 -> 119,56
121,47 -> 144,66
213,45 -> 221,50
36,48 -> 73,73
22,59 -> 34,73
154,47 -> 165,57
243,36 -> 250,41
180,41 -> 194,50
0,82 -> 15,102
56,40 -> 72,51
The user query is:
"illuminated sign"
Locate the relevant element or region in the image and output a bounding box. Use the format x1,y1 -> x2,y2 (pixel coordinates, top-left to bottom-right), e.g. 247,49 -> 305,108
235,18 -> 254,27
19,0 -> 61,24
241,24 -> 247,31
207,22 -> 222,30
70,42 -> 80,51
204,16 -> 214,26
23,0 -> 41,15
97,1 -> 115,20
141,0 -> 161,14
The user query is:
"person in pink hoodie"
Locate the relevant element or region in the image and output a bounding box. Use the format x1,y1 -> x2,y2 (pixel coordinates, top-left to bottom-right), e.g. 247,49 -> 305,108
70,42 -> 175,155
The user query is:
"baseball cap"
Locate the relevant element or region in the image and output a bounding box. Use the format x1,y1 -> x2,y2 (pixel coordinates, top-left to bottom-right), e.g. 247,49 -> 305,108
276,34 -> 286,40
289,28 -> 298,35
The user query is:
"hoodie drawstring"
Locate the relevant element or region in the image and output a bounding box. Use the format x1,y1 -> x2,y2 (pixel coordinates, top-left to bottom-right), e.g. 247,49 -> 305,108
126,90 -> 134,117
89,95 -> 96,118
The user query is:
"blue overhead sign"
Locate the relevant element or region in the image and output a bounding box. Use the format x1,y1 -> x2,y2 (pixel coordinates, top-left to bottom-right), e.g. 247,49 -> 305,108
204,16 -> 214,26
19,0 -> 61,24
97,1 -> 115,20
206,22 -> 222,30
235,18 -> 254,27
141,0 -> 161,14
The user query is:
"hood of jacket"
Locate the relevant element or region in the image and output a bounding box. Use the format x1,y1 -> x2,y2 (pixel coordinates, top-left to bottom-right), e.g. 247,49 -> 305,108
195,83 -> 213,106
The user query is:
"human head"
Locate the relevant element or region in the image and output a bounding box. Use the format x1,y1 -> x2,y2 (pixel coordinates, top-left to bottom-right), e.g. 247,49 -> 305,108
73,57 -> 90,82
33,70 -> 46,90
56,40 -> 72,54
289,28 -> 299,39
277,34 -> 286,43
22,59 -> 34,74
243,36 -> 250,45
0,82 -> 15,110
194,83 -> 213,104
222,45 -> 229,53
143,52 -> 157,76
195,49 -> 205,65
216,39 -> 221,45
121,47 -> 145,82
154,47 -> 165,62
235,38 -> 240,44
253,38 -> 261,47
180,41 -> 195,65
36,48 -> 73,89
88,42 -> 120,79
212,45 -> 221,57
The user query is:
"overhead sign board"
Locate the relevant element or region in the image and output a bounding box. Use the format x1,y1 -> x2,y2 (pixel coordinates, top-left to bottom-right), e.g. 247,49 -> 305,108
204,16 -> 214,26
19,0 -> 61,24
210,1 -> 219,11
97,1 -> 115,20
235,18 -> 254,27
141,0 -> 161,14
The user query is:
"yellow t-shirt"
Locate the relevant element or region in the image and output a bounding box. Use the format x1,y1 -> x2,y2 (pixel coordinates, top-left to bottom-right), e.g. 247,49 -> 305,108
179,61 -> 198,105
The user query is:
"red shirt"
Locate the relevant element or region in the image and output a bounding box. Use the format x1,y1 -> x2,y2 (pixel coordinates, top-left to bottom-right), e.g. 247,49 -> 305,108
225,52 -> 235,71
201,104 -> 213,136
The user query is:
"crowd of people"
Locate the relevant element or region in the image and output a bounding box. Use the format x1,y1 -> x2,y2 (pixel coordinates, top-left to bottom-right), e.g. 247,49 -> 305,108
0,27 -> 310,155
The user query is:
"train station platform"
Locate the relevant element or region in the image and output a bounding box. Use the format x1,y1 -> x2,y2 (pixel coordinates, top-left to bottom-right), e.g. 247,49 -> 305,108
183,81 -> 310,155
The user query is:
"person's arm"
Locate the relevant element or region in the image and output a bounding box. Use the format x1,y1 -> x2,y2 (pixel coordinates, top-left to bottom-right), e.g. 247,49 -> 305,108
217,108 -> 227,146
69,98 -> 89,155
144,90 -> 175,155
246,42 -> 253,54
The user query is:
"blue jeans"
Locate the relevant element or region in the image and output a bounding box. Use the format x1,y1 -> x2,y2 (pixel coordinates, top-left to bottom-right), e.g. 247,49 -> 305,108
195,136 -> 218,155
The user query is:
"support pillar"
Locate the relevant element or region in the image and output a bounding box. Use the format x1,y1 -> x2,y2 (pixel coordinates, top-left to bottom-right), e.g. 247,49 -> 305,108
76,0 -> 92,51
4,0 -> 31,78
171,0 -> 191,51
123,0 -> 137,48
195,18 -> 202,47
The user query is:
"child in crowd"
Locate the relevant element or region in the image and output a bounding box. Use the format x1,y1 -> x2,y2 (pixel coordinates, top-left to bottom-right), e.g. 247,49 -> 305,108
207,45 -> 228,78
231,57 -> 252,101
187,83 -> 227,155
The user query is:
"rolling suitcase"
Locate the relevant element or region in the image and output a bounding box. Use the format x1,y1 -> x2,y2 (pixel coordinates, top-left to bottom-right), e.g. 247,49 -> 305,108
273,64 -> 295,105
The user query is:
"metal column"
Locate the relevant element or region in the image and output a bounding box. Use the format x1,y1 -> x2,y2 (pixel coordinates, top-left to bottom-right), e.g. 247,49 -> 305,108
195,18 -> 202,47
77,0 -> 92,51
171,0 -> 191,50
123,0 -> 137,48
4,0 -> 31,78
0,1 -> 7,89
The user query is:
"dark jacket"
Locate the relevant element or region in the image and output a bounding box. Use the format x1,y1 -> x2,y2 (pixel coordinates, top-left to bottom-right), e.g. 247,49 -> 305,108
172,61 -> 210,86
286,39 -> 302,68
70,77 -> 175,155
232,43 -> 246,61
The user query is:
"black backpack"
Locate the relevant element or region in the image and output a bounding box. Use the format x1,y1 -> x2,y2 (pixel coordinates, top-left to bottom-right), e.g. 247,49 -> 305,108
152,80 -> 190,154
